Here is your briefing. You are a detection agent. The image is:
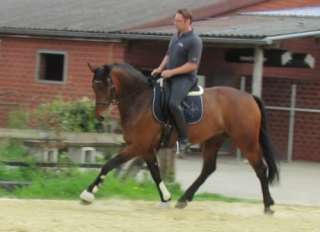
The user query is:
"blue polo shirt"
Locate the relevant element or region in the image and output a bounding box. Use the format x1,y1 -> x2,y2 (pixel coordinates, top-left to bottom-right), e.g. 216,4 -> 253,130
166,30 -> 203,78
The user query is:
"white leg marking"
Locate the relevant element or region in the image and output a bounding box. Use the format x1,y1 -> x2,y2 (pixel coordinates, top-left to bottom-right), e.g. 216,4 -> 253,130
80,190 -> 95,203
92,186 -> 99,193
159,181 -> 171,201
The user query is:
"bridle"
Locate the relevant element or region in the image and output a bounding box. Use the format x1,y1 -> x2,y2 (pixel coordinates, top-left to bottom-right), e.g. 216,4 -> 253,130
94,78 -> 119,106
94,69 -> 153,107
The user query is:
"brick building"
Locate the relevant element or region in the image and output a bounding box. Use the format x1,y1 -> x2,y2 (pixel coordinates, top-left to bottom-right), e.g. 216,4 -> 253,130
1,0 -> 320,161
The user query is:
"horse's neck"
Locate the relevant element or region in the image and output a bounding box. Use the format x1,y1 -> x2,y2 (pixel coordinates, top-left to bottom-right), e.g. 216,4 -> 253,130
117,81 -> 152,128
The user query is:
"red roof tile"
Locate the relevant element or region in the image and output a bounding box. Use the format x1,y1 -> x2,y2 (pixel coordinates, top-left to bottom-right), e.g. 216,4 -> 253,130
243,0 -> 320,12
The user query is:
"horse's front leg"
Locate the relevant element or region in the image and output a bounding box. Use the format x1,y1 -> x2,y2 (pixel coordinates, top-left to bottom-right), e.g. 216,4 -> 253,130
80,152 -> 133,204
144,156 -> 171,207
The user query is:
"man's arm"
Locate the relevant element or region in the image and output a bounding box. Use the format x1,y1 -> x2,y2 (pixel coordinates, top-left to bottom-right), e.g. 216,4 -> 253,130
151,55 -> 169,76
158,55 -> 169,71
152,36 -> 176,76
162,62 -> 197,78
162,36 -> 202,79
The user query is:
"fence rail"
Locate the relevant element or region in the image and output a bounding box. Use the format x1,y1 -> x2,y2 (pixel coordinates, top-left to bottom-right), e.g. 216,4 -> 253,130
0,128 -> 175,181
0,128 -> 124,146
2,161 -> 104,168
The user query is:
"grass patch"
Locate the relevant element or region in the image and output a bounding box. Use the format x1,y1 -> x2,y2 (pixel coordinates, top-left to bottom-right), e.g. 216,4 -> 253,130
0,166 -> 183,201
195,192 -> 258,204
0,141 -> 254,203
0,165 -> 255,203
0,139 -> 30,162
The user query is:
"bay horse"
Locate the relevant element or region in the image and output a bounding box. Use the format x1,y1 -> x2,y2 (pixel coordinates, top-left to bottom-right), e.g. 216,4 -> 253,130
80,63 -> 279,214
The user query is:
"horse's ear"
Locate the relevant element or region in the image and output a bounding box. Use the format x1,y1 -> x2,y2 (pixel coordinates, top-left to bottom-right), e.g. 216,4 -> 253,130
88,63 -> 98,73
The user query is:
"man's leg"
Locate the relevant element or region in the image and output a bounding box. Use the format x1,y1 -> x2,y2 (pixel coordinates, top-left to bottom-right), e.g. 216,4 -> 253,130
168,76 -> 196,153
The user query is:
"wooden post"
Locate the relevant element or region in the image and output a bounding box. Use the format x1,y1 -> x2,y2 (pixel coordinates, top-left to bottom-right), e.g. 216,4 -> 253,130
252,46 -> 264,97
158,148 -> 175,183
287,84 -> 297,162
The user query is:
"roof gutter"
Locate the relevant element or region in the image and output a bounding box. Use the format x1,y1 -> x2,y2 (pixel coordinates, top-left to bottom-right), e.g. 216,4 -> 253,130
263,30 -> 320,44
111,32 -> 172,41
0,27 -> 121,42
0,29 -> 268,45
202,36 -> 268,45
2,27 -> 320,46
116,30 -> 320,45
112,32 -> 269,45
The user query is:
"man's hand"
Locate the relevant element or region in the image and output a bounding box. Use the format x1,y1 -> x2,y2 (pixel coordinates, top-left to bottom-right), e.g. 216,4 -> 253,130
151,67 -> 162,77
161,69 -> 175,79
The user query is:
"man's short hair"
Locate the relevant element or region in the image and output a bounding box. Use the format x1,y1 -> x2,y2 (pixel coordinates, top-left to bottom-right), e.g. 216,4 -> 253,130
177,9 -> 193,23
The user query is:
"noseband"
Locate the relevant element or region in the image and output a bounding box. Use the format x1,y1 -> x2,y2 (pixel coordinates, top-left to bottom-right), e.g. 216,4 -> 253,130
94,79 -> 118,106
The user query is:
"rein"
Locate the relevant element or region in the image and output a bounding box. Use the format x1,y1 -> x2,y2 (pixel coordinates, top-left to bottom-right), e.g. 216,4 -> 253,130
94,79 -> 118,106
95,69 -> 157,107
98,75 -> 155,107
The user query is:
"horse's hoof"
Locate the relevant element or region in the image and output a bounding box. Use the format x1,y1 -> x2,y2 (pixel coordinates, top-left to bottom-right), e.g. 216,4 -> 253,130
80,199 -> 93,205
175,201 -> 188,209
264,208 -> 274,215
80,190 -> 95,205
269,199 -> 275,206
157,201 -> 171,209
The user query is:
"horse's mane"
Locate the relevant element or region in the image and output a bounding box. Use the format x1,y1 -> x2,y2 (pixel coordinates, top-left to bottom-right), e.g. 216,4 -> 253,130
113,63 -> 149,85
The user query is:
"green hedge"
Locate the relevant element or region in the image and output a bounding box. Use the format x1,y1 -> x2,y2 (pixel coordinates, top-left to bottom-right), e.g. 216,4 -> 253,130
8,97 -> 119,133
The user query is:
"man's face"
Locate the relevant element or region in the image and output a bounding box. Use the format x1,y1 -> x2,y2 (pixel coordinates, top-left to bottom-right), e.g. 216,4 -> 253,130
174,13 -> 190,32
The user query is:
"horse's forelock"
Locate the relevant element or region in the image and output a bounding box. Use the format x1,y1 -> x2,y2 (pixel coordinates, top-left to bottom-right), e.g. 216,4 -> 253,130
93,65 -> 112,82
103,65 -> 112,75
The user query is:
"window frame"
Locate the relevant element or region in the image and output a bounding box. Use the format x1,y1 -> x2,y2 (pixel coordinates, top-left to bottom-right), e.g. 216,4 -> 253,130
35,49 -> 68,84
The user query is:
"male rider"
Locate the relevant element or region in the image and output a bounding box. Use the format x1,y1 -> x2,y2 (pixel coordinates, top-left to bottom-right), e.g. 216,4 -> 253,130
152,9 -> 203,153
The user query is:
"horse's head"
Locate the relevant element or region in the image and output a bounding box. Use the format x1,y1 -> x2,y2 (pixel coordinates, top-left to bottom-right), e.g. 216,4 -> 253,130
88,63 -> 115,121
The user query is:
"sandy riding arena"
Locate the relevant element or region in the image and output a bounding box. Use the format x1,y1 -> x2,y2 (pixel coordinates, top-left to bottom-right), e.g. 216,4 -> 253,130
0,198 -> 319,232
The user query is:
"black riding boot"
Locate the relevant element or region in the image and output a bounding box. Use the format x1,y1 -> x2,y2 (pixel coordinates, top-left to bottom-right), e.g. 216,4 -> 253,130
167,75 -> 196,155
169,103 -> 191,154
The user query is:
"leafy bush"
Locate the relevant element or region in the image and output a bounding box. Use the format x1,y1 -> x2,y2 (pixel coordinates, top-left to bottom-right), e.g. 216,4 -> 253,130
8,97 -> 119,133
0,139 -> 29,162
31,97 -> 100,132
7,109 -> 29,129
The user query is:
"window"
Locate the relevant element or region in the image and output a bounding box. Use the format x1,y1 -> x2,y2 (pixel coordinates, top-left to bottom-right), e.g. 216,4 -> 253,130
84,150 -> 93,163
47,150 -> 56,163
37,50 -> 67,82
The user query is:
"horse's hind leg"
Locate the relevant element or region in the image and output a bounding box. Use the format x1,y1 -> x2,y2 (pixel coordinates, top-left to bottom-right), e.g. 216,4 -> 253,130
242,146 -> 275,214
175,136 -> 225,209
145,156 -> 171,206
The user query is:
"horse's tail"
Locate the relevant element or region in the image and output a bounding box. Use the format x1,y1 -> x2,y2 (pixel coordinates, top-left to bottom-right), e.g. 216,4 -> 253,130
253,96 -> 279,184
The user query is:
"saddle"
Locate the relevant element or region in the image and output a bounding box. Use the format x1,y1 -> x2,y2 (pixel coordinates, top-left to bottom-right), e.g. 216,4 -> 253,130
148,76 -> 204,147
